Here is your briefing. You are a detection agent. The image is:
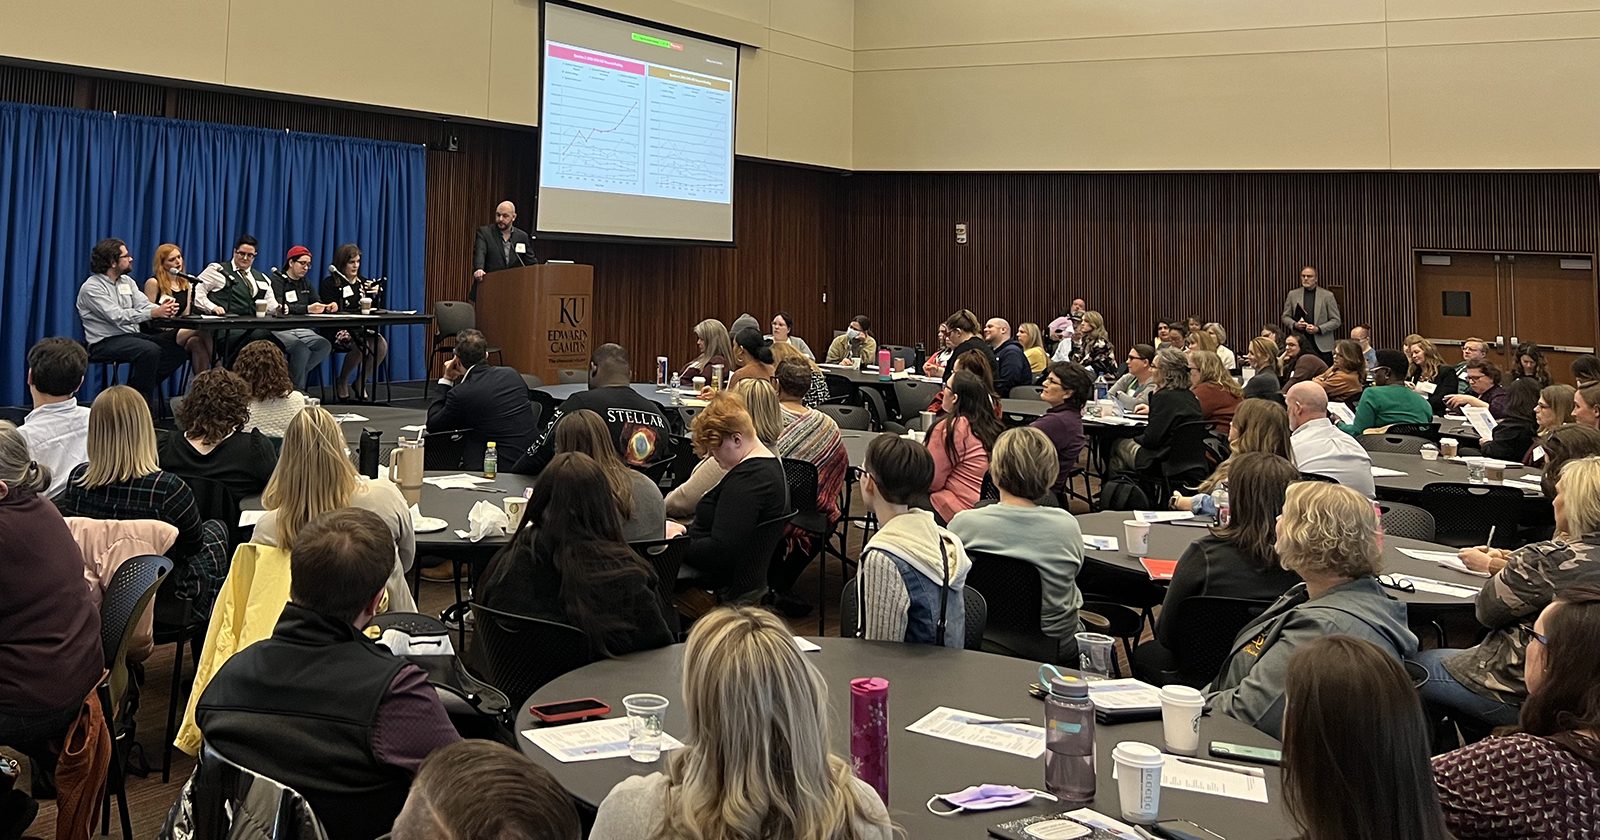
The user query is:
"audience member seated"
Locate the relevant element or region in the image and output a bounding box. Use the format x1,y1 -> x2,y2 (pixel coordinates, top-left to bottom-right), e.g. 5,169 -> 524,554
194,508 -> 460,840
250,407 -> 417,604
18,337 -> 90,498
941,309 -> 995,383
198,234 -> 331,392
851,434 -> 971,647
824,313 -> 877,365
589,607 -> 894,840
925,349 -> 1003,419
1189,349 -> 1242,436
1153,317 -> 1182,351
56,386 -> 230,621
1401,334 -> 1460,417
1576,383 -> 1600,429
1069,311 -> 1117,378
1336,348 -> 1432,436
1417,455 -> 1600,728
770,341 -> 831,407
1259,323 -> 1283,351
766,310 -> 815,360
1454,336 -> 1489,391
926,371 -> 1003,521
674,318 -> 733,386
678,391 -> 790,604
1533,424 -> 1600,504
922,323 -> 954,378
1513,342 -> 1553,388
76,238 -> 186,413
1206,482 -> 1418,738
515,343 -> 669,475
1445,359 -> 1509,418
1142,453 -> 1302,676
1017,322 -> 1049,374
1351,324 -> 1377,371
427,328 -> 537,470
983,318 -> 1032,393
1535,383 -> 1576,445
1109,348 -> 1203,478
233,339 -> 306,438
1205,322 -> 1236,371
1184,328 -> 1218,356
950,427 -> 1085,658
1110,343 -> 1158,410
1032,361 -> 1091,497
1242,336 -> 1283,401
665,378 -> 783,519
479,453 -> 675,656
1285,383 -> 1374,498
391,739 -> 581,840
1047,315 -> 1074,364
1278,334 -> 1328,392
0,422 -> 102,780
316,243 -> 387,401
1312,339 -> 1366,404
549,409 -> 665,542
143,243 -> 215,373
160,369 -> 278,502
1433,584 -> 1600,837
1574,353 -> 1600,390
1173,398 -> 1295,517
1481,377 -> 1541,463
767,359 -> 849,616
728,326 -> 777,389
1280,636 -> 1453,840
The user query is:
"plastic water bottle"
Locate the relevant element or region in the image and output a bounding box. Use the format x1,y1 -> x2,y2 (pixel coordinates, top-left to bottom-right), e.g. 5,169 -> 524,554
484,442 -> 497,479
1095,379 -> 1109,402
1044,675 -> 1096,805
1214,481 -> 1230,527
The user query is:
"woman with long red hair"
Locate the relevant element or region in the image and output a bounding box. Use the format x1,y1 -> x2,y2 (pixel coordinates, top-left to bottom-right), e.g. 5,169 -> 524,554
143,243 -> 215,372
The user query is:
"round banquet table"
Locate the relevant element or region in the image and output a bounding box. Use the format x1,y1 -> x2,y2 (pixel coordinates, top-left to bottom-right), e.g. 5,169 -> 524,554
536,382 -> 686,404
518,638 -> 1295,840
1074,510 -> 1486,609
1367,451 -> 1544,498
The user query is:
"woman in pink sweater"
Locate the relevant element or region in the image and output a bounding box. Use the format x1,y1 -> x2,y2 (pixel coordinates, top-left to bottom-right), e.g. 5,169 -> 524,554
926,371 -> 1004,521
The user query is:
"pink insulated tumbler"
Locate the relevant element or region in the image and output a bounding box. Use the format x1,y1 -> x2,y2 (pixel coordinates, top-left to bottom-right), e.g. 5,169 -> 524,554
850,677 -> 890,803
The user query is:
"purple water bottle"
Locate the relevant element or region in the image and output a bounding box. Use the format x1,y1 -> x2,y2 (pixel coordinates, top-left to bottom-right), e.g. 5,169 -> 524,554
1045,675 -> 1096,804
850,677 -> 890,803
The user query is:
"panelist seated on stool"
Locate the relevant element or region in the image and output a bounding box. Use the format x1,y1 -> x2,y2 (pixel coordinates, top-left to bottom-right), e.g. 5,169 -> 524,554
76,237 -> 187,414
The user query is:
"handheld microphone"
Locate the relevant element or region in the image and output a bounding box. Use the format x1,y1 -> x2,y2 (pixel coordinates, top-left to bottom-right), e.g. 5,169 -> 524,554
329,263 -> 351,282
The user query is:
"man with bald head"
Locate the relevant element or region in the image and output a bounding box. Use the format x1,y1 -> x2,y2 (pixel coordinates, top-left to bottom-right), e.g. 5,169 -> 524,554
471,200 -> 535,300
984,317 -> 1033,394
1285,381 -> 1375,498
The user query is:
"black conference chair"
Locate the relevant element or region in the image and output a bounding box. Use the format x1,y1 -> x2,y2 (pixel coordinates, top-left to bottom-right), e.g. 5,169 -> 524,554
97,554 -> 172,839
776,458 -> 851,633
423,428 -> 470,470
557,368 -> 588,384
1385,422 -> 1441,442
165,742 -> 328,840
857,387 -> 896,433
629,537 -> 690,605
1133,596 -> 1273,689
892,378 -> 940,424
839,580 -> 988,651
1419,483 -> 1524,548
1356,434 -> 1432,455
1378,500 -> 1437,542
1008,385 -> 1046,401
468,603 -> 597,703
672,404 -> 704,436
820,404 -> 871,431
425,301 -> 501,397
822,373 -> 855,404
519,372 -> 546,391
964,549 -> 1065,664
1298,471 -> 1339,484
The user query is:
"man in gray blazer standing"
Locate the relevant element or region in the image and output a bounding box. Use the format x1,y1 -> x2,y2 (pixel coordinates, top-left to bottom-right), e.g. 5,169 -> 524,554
1281,266 -> 1341,363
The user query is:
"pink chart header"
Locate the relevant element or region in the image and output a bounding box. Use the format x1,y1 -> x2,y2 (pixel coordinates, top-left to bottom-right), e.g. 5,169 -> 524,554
548,45 -> 646,75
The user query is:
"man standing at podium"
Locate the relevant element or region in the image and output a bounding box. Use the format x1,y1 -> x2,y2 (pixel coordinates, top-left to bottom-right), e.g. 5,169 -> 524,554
471,201 -> 535,301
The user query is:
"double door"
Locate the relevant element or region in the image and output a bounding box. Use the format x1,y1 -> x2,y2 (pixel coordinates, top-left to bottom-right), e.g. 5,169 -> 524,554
1415,251 -> 1598,385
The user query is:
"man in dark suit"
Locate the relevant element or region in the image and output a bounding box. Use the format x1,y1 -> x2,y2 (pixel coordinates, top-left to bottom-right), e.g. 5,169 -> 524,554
1280,265 -> 1342,363
470,201 -> 535,301
427,329 -> 538,469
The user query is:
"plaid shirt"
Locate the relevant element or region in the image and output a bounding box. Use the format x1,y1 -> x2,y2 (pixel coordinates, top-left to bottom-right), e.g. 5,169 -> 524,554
1444,535 -> 1600,704
55,466 -> 229,618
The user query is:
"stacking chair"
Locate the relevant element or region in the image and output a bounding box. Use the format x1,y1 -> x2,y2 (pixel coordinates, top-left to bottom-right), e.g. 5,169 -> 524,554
857,387 -> 896,432
557,368 -> 588,384
1356,434 -> 1432,455
1419,483 -> 1524,548
629,537 -> 690,604
777,459 -> 850,633
839,581 -> 988,651
422,428 -> 470,470
162,742 -> 328,840
1133,596 -> 1273,688
425,302 -> 501,396
820,404 -> 871,431
1385,422 -> 1441,442
1008,385 -> 1046,401
468,603 -> 596,703
892,378 -> 940,425
963,550 -> 1064,664
1377,501 -> 1438,541
98,554 -> 172,838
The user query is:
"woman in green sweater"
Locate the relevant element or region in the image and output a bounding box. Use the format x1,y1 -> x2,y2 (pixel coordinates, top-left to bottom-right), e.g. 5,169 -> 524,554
1337,348 -> 1433,436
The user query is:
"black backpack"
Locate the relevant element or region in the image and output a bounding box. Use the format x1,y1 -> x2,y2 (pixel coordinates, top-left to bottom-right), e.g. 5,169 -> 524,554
1097,475 -> 1151,511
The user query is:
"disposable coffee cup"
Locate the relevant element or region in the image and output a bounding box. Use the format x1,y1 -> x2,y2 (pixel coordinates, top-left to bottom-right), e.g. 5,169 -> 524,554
692,376 -> 706,393
1123,520 -> 1151,557
1112,741 -> 1164,824
1440,438 -> 1459,458
254,300 -> 268,318
359,296 -> 373,313
919,410 -> 935,431
1486,464 -> 1506,482
1158,685 -> 1205,756
503,496 -> 527,524
1420,444 -> 1439,461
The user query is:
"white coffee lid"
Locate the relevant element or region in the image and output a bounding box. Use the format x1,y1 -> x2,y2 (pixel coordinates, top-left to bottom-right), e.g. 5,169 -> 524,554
1112,741 -> 1164,766
1158,685 -> 1205,703
1122,519 -> 1149,526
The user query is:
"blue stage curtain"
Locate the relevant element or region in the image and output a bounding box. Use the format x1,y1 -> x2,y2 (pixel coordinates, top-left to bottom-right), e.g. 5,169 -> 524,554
0,102 -> 426,404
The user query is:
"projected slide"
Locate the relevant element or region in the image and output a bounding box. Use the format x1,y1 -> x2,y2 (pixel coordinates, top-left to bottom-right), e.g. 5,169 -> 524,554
542,42 -> 733,205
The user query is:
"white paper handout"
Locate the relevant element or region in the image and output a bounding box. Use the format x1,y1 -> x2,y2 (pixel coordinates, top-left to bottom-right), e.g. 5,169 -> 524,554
1462,406 -> 1498,440
1503,478 -> 1544,493
423,473 -> 494,489
1326,401 -> 1356,425
400,424 -> 427,432
522,718 -> 685,763
1112,755 -> 1270,804
1134,511 -> 1193,523
1085,679 -> 1162,712
792,636 -> 821,652
1397,548 -> 1489,577
331,413 -> 369,423
906,706 -> 1046,759
238,509 -> 267,527
1415,380 -> 1438,395
1083,535 -> 1120,551
1370,467 -> 1408,477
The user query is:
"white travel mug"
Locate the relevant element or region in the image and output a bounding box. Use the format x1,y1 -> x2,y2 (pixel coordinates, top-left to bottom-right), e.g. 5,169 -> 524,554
1112,741 -> 1165,825
1123,520 -> 1151,557
1158,685 -> 1205,756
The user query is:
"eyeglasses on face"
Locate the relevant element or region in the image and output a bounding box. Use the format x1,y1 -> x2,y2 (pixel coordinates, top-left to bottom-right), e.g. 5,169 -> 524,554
235,249 -> 257,259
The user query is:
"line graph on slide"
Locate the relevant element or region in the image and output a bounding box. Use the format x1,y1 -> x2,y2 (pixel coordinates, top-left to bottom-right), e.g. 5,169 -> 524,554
645,81 -> 731,202
543,79 -> 644,192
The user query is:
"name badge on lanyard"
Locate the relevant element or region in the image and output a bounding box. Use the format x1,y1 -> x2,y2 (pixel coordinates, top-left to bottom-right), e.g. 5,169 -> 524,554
285,290 -> 299,303
342,285 -> 354,299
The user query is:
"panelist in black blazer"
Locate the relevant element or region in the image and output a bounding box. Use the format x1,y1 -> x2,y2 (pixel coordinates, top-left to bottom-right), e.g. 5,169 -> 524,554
471,200 -> 535,301
426,329 -> 539,470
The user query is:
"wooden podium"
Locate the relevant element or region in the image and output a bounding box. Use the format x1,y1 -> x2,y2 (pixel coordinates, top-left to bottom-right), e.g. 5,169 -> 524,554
475,264 -> 594,384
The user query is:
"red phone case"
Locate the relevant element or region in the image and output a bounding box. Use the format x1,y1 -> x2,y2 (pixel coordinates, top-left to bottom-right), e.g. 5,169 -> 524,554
529,698 -> 610,723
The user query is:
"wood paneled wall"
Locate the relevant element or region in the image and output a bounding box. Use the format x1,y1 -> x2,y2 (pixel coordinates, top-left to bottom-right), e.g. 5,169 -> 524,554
5,63 -> 1598,381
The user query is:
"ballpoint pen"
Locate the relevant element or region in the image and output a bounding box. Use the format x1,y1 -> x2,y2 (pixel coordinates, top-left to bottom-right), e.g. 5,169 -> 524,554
1174,755 -> 1266,778
1426,469 -> 1444,475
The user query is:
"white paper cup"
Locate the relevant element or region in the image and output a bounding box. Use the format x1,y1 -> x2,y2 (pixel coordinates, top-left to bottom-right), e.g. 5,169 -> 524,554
1158,685 -> 1205,756
254,300 -> 268,318
692,376 -> 706,392
359,296 -> 373,313
1123,520 -> 1151,557
1440,437 -> 1459,458
503,496 -> 527,524
1420,445 -> 1438,461
1113,741 -> 1164,824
